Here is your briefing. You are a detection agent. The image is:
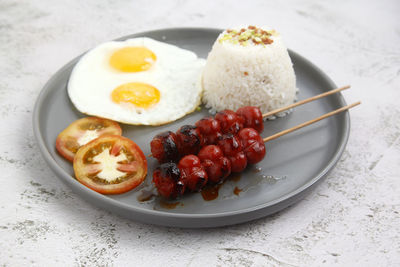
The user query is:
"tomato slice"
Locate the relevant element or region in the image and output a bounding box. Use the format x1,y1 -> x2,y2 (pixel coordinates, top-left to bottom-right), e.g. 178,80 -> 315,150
56,117 -> 122,161
73,135 -> 147,194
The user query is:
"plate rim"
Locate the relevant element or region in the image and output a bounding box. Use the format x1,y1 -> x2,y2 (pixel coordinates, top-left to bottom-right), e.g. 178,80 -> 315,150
32,27 -> 350,224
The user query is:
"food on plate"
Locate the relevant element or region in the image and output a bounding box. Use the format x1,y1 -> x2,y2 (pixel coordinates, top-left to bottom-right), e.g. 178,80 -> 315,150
73,135 -> 147,194
150,131 -> 180,163
55,116 -> 148,195
238,128 -> 266,164
198,145 -> 231,184
152,162 -> 184,199
51,26 -> 356,203
195,117 -> 222,145
152,127 -> 266,199
68,37 -> 206,125
236,106 -> 264,133
217,134 -> 247,173
202,25 -> 297,116
178,155 -> 208,192
56,117 -> 122,161
215,109 -> 243,134
151,99 -> 360,199
150,106 -> 263,164
175,125 -> 204,156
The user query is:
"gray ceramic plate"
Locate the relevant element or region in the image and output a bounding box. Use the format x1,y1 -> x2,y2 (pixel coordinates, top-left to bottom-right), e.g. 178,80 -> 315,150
33,28 -> 349,228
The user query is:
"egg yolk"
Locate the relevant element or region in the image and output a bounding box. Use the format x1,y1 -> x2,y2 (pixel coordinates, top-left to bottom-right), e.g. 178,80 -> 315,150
109,47 -> 156,72
111,82 -> 160,108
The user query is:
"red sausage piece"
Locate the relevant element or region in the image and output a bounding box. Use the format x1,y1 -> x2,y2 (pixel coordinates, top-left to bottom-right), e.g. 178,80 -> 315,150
150,131 -> 180,163
215,110 -> 244,134
178,155 -> 208,192
195,117 -> 222,145
153,162 -> 185,199
238,128 -> 266,164
175,125 -> 204,156
236,106 -> 264,133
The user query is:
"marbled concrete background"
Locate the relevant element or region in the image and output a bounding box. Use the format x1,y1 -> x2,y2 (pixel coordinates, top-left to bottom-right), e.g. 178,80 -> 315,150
0,0 -> 399,266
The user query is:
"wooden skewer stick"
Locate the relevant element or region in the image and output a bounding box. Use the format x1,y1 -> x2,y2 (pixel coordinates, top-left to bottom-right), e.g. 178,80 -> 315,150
262,85 -> 351,118
263,101 -> 361,143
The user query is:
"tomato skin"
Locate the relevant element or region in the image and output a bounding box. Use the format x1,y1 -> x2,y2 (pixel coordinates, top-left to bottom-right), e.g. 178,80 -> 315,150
56,136 -> 78,162
56,117 -> 122,162
73,135 -> 147,195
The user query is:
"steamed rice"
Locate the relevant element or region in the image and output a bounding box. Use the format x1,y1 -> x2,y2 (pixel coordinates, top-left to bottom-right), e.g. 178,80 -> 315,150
202,26 -> 297,117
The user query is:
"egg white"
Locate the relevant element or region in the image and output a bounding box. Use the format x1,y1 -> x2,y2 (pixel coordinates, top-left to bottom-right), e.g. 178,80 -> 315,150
68,38 -> 206,125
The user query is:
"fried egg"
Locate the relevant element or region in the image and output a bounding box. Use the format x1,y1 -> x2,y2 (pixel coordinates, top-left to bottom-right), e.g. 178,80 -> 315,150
68,38 -> 206,125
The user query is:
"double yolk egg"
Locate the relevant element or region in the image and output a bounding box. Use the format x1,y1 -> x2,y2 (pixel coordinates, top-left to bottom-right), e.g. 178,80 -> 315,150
109,47 -> 159,109
68,38 -> 205,125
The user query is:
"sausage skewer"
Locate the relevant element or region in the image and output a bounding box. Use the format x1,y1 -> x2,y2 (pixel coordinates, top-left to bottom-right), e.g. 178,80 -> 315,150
153,101 -> 360,199
150,85 -> 351,164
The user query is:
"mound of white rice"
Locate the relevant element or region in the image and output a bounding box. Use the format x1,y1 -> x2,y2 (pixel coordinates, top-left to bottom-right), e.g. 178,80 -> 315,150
202,26 -> 297,117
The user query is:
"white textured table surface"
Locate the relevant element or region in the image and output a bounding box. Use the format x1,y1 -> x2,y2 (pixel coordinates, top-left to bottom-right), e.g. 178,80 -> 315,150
1,0 -> 399,266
